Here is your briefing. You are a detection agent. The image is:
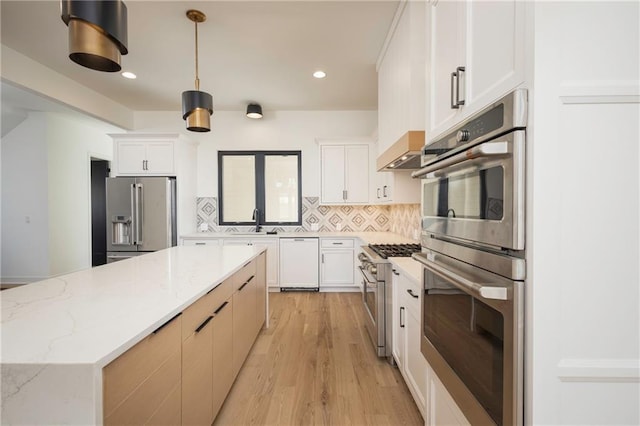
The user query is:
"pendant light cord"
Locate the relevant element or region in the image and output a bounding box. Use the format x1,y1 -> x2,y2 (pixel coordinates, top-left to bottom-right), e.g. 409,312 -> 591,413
194,20 -> 200,90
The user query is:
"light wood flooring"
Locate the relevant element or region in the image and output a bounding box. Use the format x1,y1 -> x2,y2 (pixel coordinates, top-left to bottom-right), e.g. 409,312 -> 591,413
214,292 -> 423,426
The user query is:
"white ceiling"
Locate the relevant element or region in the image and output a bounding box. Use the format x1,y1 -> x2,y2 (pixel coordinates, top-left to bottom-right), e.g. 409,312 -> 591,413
1,0 -> 399,114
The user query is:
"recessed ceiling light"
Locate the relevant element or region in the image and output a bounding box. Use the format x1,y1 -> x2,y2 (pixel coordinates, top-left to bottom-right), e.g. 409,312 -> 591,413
121,71 -> 136,79
313,70 -> 326,79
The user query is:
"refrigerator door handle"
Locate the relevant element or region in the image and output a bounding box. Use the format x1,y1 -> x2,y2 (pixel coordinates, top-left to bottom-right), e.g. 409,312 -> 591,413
135,183 -> 144,245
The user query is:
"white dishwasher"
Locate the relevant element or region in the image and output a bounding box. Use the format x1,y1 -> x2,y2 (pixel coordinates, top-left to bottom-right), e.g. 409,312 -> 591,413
279,237 -> 319,291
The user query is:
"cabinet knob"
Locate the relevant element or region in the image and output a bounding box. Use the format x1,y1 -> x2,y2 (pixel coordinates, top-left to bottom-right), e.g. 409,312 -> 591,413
456,130 -> 470,143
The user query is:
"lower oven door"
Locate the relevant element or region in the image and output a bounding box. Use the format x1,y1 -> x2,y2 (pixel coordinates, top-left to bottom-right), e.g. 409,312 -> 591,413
359,265 -> 386,356
413,251 -> 524,426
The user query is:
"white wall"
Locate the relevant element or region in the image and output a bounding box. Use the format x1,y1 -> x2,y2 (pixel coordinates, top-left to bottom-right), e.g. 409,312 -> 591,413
133,110 -> 377,197
1,45 -> 134,130
527,2 -> 639,425
46,113 -> 118,276
1,111 -> 120,282
1,113 -> 49,282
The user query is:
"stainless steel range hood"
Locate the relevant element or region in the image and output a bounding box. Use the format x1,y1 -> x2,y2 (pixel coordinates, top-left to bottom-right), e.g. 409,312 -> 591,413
376,131 -> 425,171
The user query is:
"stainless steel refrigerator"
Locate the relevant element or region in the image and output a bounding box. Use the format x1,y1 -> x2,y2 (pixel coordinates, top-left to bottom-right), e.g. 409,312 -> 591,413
106,177 -> 177,263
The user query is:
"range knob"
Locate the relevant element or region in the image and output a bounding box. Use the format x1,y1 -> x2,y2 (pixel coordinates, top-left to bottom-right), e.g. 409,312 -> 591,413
368,264 -> 377,275
456,129 -> 470,142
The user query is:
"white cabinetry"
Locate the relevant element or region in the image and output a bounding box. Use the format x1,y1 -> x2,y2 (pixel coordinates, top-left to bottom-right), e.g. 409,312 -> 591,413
426,366 -> 471,426
319,238 -> 356,291
279,238 -> 319,289
377,1 -> 426,153
391,266 -> 427,417
319,143 -> 370,205
112,135 -> 177,175
374,171 -> 420,204
181,239 -> 221,246
222,238 -> 279,289
111,133 -> 198,236
427,0 -> 525,139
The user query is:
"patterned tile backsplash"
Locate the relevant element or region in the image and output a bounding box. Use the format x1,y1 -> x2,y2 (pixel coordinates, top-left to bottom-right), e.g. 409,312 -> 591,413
196,197 -> 420,240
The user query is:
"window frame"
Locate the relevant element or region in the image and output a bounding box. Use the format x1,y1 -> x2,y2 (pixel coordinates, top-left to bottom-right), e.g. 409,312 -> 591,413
218,150 -> 302,226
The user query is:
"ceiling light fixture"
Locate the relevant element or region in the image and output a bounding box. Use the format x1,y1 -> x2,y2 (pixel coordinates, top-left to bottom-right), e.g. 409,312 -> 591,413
60,0 -> 128,72
246,103 -> 263,119
313,70 -> 326,79
181,9 -> 213,132
121,71 -> 136,79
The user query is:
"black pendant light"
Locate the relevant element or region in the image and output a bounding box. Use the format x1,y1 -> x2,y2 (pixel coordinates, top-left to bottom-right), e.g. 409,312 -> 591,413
246,103 -> 263,119
60,0 -> 128,72
182,10 -> 213,133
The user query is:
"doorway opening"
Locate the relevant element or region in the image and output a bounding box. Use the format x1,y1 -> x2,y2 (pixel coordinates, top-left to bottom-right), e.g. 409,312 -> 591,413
91,159 -> 110,266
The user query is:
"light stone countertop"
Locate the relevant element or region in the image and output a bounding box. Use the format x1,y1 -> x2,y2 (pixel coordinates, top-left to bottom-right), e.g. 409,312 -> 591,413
0,245 -> 265,425
389,257 -> 423,283
181,231 -> 418,245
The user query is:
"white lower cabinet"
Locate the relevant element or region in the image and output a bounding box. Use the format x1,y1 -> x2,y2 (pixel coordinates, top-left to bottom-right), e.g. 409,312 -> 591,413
426,366 -> 471,426
391,266 -> 427,418
319,238 -> 356,290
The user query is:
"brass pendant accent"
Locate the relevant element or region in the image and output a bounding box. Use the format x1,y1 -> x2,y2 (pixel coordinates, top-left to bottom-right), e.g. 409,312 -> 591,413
186,10 -> 206,23
68,19 -> 121,72
186,108 -> 211,132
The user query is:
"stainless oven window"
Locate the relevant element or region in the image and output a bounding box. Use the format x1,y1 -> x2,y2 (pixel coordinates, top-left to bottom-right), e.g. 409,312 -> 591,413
422,166 -> 505,220
424,268 -> 505,425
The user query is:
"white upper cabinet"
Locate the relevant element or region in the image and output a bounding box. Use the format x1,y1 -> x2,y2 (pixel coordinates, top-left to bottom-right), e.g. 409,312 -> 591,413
112,134 -> 177,176
319,142 -> 370,205
377,1 -> 426,155
427,0 -> 525,140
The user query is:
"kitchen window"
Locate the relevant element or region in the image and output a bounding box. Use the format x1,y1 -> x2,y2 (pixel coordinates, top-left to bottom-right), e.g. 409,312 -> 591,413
218,151 -> 302,226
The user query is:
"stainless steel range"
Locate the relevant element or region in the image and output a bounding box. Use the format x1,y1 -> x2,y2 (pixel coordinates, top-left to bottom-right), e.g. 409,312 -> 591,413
358,243 -> 421,359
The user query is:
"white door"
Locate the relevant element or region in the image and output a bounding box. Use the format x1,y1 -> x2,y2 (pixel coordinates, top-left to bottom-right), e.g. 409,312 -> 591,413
344,145 -> 369,203
145,142 -> 175,175
428,0 -> 465,138
320,249 -> 354,286
465,0 -> 525,114
320,145 -> 346,203
116,142 -> 146,174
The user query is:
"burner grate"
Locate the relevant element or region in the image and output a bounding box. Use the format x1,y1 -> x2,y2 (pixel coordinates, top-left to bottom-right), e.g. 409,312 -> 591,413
368,243 -> 421,259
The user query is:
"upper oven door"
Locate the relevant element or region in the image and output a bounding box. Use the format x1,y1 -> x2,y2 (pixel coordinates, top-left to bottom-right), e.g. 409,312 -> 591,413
419,130 -> 525,250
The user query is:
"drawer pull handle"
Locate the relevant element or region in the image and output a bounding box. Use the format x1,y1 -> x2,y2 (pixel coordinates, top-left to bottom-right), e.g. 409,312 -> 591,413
152,312 -> 182,334
400,307 -> 405,328
195,242 -> 206,246
214,301 -> 229,315
247,275 -> 255,282
332,242 -> 343,245
392,269 -> 400,276
238,281 -> 249,291
407,289 -> 419,299
195,316 -> 214,333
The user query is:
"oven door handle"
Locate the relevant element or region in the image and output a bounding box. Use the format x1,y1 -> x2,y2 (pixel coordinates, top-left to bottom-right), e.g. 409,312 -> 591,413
411,141 -> 509,179
358,266 -> 377,285
412,252 -> 509,301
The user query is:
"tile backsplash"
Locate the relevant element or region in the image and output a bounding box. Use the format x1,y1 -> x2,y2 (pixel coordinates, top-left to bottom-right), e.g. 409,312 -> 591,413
196,197 -> 420,240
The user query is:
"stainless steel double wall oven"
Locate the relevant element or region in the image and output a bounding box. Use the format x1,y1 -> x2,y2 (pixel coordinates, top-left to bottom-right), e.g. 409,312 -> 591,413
412,89 -> 527,426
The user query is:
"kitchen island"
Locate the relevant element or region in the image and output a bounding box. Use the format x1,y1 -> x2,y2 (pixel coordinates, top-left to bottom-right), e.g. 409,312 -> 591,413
0,245 -> 267,425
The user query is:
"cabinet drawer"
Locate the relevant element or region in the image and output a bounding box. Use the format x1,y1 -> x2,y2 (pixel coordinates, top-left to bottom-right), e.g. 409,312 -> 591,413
103,314 -> 181,417
182,291 -> 215,340
321,238 -> 354,248
402,276 -> 421,317
210,278 -> 233,313
104,349 -> 181,425
182,239 -> 219,246
234,259 -> 257,292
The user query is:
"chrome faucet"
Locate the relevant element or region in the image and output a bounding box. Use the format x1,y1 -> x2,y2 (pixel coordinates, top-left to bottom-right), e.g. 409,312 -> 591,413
252,208 -> 262,232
